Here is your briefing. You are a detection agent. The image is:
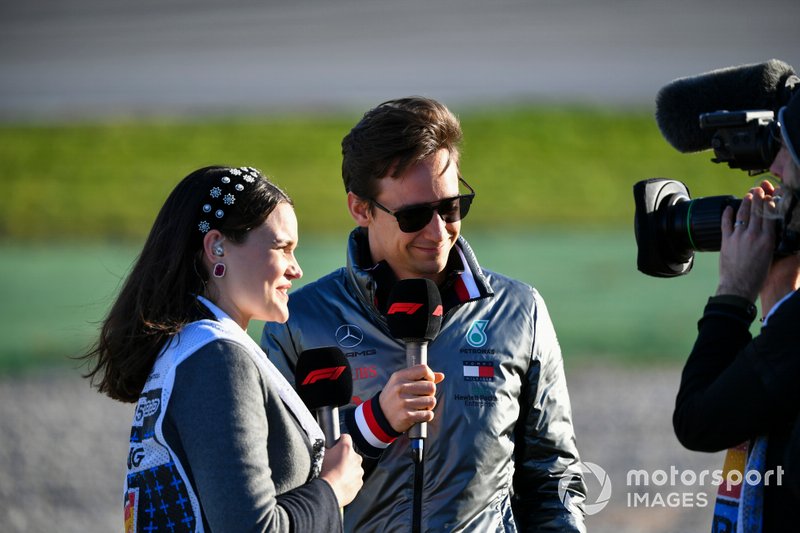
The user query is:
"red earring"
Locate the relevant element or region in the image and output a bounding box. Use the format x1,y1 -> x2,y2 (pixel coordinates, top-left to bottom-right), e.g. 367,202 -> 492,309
213,263 -> 226,278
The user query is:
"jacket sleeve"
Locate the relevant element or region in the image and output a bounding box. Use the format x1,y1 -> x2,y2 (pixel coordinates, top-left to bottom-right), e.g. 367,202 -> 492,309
673,294 -> 800,452
512,290 -> 586,533
166,340 -> 341,533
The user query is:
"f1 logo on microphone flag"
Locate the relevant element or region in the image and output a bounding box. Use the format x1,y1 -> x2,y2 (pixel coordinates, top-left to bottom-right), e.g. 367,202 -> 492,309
463,361 -> 494,381
301,366 -> 347,385
387,302 -> 423,315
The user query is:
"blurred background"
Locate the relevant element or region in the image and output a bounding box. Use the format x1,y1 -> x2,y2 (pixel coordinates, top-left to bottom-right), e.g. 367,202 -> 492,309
2,0 -> 800,531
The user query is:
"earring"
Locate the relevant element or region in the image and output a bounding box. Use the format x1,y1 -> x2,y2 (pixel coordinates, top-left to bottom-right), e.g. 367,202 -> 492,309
213,263 -> 226,278
213,243 -> 224,257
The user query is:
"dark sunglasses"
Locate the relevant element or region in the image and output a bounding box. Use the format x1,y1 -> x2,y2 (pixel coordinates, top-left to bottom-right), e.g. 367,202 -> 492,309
369,177 -> 476,233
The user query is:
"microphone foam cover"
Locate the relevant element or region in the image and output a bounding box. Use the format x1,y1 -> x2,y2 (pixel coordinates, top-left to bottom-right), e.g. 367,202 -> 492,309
386,278 -> 443,341
295,347 -> 353,410
656,59 -> 796,153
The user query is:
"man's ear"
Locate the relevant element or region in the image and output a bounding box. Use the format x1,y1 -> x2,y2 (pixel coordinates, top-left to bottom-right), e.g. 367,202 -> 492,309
347,192 -> 373,228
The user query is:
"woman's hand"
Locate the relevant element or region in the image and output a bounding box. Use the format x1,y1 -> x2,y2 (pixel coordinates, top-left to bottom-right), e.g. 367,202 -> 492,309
320,433 -> 364,507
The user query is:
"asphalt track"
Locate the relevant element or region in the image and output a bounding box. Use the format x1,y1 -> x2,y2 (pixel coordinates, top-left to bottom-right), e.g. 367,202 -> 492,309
0,365 -> 726,533
2,0 -> 800,119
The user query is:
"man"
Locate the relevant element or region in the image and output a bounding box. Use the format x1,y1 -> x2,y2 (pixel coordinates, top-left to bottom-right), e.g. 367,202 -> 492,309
673,91 -> 800,531
263,97 -> 586,532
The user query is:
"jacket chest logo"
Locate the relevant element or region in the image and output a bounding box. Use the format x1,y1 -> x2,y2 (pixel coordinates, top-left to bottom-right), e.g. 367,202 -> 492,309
462,361 -> 495,381
466,319 -> 489,347
335,324 -> 364,348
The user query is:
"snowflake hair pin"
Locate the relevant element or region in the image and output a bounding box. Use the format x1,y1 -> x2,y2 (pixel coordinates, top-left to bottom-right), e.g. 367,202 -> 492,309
223,194 -> 235,206
198,220 -> 211,233
210,186 -> 222,198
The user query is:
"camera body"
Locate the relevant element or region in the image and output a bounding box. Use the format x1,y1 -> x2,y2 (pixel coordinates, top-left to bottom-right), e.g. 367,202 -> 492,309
635,60 -> 800,277
633,107 -> 784,278
699,110 -> 781,174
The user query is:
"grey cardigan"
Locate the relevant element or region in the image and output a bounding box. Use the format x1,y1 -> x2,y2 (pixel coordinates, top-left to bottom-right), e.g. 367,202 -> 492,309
125,313 -> 341,532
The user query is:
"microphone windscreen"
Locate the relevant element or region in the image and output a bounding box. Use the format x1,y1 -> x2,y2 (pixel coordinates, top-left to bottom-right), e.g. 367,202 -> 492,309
386,278 -> 443,341
656,59 -> 796,153
295,347 -> 353,410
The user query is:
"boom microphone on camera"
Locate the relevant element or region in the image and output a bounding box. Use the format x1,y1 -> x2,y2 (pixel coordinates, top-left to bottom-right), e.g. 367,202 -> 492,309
656,59 -> 797,153
295,347 -> 353,448
386,278 -> 443,464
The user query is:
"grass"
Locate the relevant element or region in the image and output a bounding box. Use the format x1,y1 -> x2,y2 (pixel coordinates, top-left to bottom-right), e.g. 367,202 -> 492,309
1,104 -> 766,373
0,232 -> 750,375
1,105 -> 756,240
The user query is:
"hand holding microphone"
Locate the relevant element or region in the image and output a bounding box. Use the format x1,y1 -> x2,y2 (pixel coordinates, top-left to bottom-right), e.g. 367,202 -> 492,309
384,278 -> 444,463
378,365 -> 444,432
295,346 -> 353,447
295,347 -> 363,508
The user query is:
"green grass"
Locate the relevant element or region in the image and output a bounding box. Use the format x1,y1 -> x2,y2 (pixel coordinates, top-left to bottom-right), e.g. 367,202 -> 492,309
2,105 -> 765,373
0,233 -> 748,374
1,105 -> 756,240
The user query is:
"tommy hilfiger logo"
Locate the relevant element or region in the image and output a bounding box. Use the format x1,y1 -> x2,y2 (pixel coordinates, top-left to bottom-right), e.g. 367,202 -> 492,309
466,320 -> 489,347
463,361 -> 495,381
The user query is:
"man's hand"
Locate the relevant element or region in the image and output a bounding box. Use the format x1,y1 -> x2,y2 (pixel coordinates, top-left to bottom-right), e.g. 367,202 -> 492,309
716,181 -> 777,302
378,365 -> 444,433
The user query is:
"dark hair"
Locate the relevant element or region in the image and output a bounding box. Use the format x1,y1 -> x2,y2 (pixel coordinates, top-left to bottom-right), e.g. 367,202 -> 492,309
82,166 -> 292,403
341,96 -> 463,199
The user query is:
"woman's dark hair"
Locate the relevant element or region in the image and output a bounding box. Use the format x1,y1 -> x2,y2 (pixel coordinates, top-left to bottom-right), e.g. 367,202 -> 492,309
341,96 -> 463,200
82,166 -> 292,403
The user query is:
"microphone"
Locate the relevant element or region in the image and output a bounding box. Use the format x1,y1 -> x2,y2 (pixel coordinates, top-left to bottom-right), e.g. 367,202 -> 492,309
655,59 -> 797,153
385,278 -> 443,464
295,347 -> 353,448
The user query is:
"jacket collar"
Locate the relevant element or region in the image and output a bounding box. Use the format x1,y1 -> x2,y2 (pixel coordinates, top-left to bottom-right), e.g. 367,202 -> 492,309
345,227 -> 493,318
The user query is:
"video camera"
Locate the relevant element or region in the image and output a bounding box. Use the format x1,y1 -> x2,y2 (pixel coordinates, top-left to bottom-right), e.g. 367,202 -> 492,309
634,60 -> 800,278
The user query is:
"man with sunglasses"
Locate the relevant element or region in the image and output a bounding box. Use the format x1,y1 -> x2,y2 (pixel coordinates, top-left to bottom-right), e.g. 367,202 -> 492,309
262,96 -> 586,532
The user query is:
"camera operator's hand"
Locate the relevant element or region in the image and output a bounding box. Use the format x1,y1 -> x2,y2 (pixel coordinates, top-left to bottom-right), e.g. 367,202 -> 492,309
717,183 -> 778,302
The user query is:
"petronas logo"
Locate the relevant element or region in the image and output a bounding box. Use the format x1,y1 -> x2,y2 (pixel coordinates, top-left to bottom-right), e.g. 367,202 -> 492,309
466,320 -> 489,348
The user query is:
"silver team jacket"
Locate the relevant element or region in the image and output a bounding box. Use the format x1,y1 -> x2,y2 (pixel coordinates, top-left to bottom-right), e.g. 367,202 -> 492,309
263,229 -> 586,532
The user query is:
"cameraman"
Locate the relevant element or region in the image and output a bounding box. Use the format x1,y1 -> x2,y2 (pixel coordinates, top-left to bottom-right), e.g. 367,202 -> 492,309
673,91 -> 800,531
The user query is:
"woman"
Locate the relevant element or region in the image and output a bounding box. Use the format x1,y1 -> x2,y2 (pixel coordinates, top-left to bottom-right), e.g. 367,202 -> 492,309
83,166 -> 362,532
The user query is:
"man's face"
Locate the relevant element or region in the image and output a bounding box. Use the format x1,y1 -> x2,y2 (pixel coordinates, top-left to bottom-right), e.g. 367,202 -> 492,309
353,149 -> 461,285
771,145 -> 800,191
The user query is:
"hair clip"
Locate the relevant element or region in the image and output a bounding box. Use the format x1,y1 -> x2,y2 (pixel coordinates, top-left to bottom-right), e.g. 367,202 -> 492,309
197,167 -> 263,234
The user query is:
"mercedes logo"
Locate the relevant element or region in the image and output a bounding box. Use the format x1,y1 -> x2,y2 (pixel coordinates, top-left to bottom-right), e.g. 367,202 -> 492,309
335,324 -> 364,348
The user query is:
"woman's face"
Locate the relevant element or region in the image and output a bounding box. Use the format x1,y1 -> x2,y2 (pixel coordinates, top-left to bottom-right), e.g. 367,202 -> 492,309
212,202 -> 302,326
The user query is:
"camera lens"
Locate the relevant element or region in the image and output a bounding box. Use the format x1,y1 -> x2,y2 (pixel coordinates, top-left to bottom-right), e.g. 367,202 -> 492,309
634,179 -> 738,277
668,196 -> 741,253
